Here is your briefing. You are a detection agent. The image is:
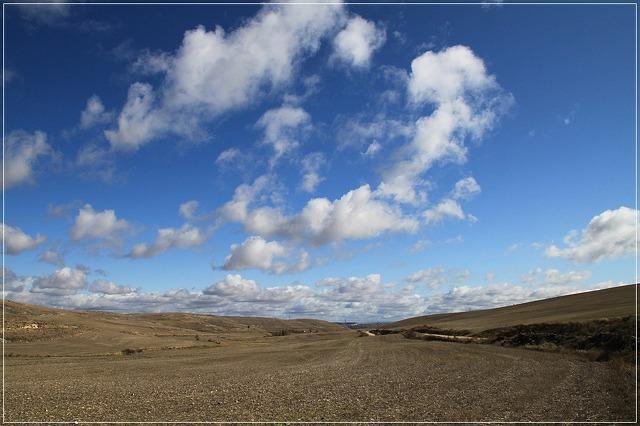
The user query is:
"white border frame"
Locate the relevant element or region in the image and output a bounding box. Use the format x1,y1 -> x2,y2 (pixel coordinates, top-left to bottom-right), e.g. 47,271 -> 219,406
2,1 -> 637,424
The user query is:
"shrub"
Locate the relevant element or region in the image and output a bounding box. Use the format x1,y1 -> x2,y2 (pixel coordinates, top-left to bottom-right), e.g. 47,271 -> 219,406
122,348 -> 143,355
402,330 -> 418,339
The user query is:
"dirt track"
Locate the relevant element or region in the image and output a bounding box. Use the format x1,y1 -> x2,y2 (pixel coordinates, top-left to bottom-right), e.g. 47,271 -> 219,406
5,332 -> 635,422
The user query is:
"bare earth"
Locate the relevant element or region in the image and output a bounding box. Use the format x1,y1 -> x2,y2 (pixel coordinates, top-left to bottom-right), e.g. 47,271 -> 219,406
6,332 -> 634,422
4,286 -> 637,422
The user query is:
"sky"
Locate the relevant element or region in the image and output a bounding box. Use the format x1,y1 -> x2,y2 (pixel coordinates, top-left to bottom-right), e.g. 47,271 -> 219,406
2,1 -> 637,322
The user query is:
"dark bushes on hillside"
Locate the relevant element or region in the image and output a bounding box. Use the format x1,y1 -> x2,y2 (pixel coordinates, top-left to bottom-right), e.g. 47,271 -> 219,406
369,329 -> 401,336
410,326 -> 472,336
479,316 -> 636,360
122,348 -> 144,355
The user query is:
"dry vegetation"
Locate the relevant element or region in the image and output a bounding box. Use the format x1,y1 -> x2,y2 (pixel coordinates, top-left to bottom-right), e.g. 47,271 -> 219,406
3,284 -> 637,422
387,284 -> 637,332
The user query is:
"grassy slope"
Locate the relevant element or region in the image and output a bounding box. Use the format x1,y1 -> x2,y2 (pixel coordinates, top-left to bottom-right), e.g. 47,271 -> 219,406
5,300 -> 344,333
389,284 -> 638,333
4,300 -> 346,355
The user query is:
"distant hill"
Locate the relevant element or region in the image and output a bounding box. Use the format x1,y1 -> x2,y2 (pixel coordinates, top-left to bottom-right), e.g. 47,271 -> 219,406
388,284 -> 637,333
4,300 -> 346,356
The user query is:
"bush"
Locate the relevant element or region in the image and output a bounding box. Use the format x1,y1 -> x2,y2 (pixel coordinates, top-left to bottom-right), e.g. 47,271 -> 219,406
481,316 -> 636,359
122,348 -> 143,355
411,326 -> 471,336
402,330 -> 418,339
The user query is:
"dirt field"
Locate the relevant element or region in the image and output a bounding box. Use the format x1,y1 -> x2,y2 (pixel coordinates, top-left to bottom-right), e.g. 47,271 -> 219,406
4,287 -> 637,422
5,332 -> 635,422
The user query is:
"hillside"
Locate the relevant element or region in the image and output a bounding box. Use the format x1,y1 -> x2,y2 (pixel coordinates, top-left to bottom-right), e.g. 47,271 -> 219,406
4,289 -> 636,422
4,300 -> 346,356
388,284 -> 637,333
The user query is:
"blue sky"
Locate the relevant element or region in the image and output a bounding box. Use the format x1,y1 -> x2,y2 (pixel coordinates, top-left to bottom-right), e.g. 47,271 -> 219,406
3,2 -> 636,321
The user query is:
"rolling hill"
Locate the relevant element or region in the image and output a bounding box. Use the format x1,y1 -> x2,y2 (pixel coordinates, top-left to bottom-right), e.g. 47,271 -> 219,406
4,300 -> 346,356
388,284 -> 637,333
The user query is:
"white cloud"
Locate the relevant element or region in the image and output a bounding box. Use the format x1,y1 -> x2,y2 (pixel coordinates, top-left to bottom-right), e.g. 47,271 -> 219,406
6,263 -> 627,322
38,249 -> 65,266
105,3 -> 345,150
202,274 -> 260,300
405,267 -> 470,288
4,267 -> 32,292
236,184 -> 418,246
179,200 -> 200,221
451,177 -> 481,200
31,267 -> 87,296
218,176 -> 418,246
427,279 -> 624,314
128,224 -> 208,259
17,2 -> 70,26
364,141 -> 381,157
218,175 -> 271,223
423,199 -> 465,225
75,144 -> 109,168
317,273 -> 383,301
104,82 -> 161,151
178,200 -> 216,225
408,45 -> 495,105
130,50 -> 173,75
520,267 -> 591,286
301,172 -> 322,193
89,279 -> 136,295
47,200 -> 83,218
80,95 -> 113,129
444,235 -> 464,244
410,239 -> 430,253
2,223 -> 46,255
405,267 -> 446,288
429,283 -> 533,312
257,105 -> 312,161
70,204 -> 131,242
422,177 -> 480,225
543,269 -> 591,285
378,45 -> 512,204
332,15 -> 386,68
506,243 -> 522,253
221,236 -> 309,274
337,114 -> 412,152
75,143 -> 117,183
545,206 -> 638,263
282,74 -> 322,105
310,274 -> 426,319
300,152 -> 325,193
215,148 -> 240,165
3,130 -> 53,190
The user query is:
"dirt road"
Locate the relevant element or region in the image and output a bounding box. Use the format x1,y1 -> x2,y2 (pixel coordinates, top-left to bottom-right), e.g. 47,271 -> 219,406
5,332 -> 635,422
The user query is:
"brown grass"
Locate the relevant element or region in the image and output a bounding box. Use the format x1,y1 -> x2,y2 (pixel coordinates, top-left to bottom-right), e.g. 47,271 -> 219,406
388,284 -> 638,332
